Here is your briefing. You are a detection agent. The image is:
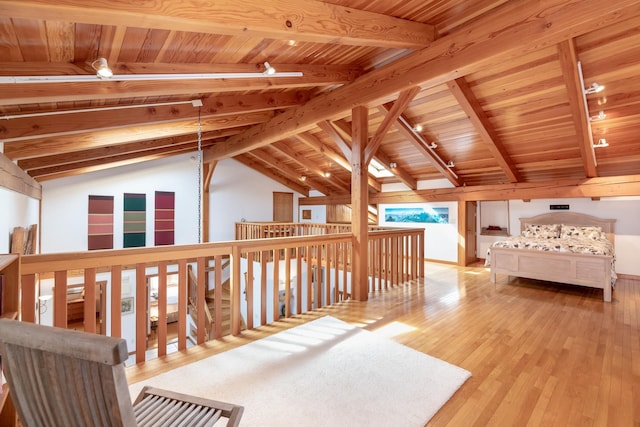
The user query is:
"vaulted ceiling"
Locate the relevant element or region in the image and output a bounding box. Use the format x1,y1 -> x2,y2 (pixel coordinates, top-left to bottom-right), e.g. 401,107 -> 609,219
1,0 -> 640,198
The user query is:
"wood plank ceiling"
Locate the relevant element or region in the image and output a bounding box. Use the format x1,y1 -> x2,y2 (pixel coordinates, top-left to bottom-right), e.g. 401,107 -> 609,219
1,0 -> 640,198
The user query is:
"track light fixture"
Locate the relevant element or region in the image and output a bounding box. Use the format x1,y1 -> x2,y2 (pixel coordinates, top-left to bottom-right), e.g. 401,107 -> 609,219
263,61 -> 276,75
593,138 -> 609,148
589,110 -> 606,121
0,63 -> 302,84
428,142 -> 438,149
300,175 -> 307,182
413,124 -> 423,133
323,171 -> 331,178
446,161 -> 455,168
91,57 -> 113,79
389,162 -> 397,169
584,82 -> 604,95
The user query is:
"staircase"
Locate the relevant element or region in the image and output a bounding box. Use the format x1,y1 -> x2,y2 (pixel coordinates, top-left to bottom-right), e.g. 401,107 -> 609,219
187,260 -> 245,341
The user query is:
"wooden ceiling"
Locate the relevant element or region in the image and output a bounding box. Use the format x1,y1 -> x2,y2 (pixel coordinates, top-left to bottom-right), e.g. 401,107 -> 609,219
1,0 -> 640,198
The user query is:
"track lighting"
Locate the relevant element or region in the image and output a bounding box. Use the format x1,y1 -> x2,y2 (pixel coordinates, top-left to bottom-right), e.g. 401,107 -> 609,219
300,175 -> 307,181
91,58 -> 113,79
593,138 -> 609,148
263,61 -> 276,75
389,162 -> 397,169
446,161 -> 455,168
323,171 -> 331,178
428,142 -> 437,149
413,124 -> 423,133
589,110 -> 606,121
0,64 -> 302,84
584,82 -> 604,95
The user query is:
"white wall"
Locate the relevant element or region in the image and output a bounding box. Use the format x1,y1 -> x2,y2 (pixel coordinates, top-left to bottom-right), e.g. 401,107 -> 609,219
40,153 -> 200,253
209,158 -> 304,242
299,190 -> 327,223
0,187 -> 40,253
378,201 -> 458,263
479,197 -> 640,276
509,197 -> 640,276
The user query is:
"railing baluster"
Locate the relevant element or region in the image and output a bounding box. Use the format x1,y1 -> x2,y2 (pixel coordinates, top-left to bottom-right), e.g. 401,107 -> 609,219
84,268 -> 96,334
135,263 -> 146,364
53,270 -> 67,328
157,261 -> 167,357
246,252 -> 254,329
16,224 -> 423,366
177,259 -> 187,351
111,265 -> 122,338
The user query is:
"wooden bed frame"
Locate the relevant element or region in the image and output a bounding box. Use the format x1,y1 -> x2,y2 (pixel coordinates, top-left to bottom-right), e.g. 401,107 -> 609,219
489,212 -> 616,302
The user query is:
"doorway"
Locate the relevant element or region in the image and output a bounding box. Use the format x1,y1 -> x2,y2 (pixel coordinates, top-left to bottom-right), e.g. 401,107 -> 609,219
273,192 -> 293,222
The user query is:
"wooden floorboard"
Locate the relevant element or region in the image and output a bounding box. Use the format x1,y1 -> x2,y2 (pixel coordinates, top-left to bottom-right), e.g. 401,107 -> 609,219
127,262 -> 640,426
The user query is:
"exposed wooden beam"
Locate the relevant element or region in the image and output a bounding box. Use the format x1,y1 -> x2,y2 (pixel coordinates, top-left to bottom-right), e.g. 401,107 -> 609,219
294,132 -> 382,192
248,147 -> 341,196
365,87 -> 420,164
270,141 -> 351,192
5,112 -> 273,160
333,119 -> 417,190
1,92 -> 309,142
381,105 -> 461,187
204,0 -> 639,161
0,151 -> 41,199
18,131 -> 232,172
234,154 -> 309,197
371,150 -> 417,191
557,39 -> 598,177
299,174 -> 640,204
32,147 -> 195,182
0,0 -> 434,50
447,78 -> 521,183
317,121 -> 352,160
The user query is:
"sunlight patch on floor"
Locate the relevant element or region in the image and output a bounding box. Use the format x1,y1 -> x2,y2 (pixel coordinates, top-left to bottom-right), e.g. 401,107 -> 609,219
373,321 -> 416,338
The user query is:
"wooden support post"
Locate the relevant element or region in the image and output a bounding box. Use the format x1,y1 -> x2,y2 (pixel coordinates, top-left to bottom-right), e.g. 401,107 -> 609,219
458,200 -> 467,266
351,105 -> 369,301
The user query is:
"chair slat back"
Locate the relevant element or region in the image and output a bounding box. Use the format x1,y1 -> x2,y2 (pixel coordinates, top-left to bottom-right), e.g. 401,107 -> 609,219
0,319 -> 137,427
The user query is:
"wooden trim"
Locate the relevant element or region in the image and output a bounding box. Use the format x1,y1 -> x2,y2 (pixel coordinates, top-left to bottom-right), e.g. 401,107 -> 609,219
616,273 -> 640,281
299,174 -> 640,205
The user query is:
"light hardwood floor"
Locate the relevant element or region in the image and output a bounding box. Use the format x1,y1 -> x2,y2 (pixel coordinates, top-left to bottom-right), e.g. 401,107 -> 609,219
127,262 -> 640,426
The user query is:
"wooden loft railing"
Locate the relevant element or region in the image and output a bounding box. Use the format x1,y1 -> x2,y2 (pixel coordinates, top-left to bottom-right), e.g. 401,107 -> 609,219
11,227 -> 423,366
234,221 -> 388,240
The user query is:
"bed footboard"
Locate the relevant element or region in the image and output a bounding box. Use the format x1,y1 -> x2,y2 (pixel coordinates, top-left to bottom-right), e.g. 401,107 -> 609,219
490,247 -> 612,302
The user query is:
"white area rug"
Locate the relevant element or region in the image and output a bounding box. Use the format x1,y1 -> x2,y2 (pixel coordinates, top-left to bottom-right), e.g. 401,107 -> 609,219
129,316 -> 470,426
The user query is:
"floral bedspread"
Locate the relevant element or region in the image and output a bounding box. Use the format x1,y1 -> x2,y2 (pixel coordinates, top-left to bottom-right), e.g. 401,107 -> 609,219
485,236 -> 617,284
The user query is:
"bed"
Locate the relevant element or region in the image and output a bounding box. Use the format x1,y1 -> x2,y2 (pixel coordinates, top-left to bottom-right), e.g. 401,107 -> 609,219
487,212 -> 616,302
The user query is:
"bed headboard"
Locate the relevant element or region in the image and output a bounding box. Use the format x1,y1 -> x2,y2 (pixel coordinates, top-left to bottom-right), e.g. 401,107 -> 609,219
519,212 -> 616,245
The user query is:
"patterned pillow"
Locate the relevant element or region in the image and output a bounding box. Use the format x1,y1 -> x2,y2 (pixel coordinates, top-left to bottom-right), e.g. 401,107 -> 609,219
560,225 -> 603,240
521,223 -> 560,239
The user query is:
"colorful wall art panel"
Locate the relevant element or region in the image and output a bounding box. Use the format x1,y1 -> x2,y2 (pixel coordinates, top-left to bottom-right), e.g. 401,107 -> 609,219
154,191 -> 175,245
88,195 -> 114,250
123,193 -> 146,247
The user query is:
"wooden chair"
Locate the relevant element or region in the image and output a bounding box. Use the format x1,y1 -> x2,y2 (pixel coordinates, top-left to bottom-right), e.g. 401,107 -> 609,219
0,319 -> 243,426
